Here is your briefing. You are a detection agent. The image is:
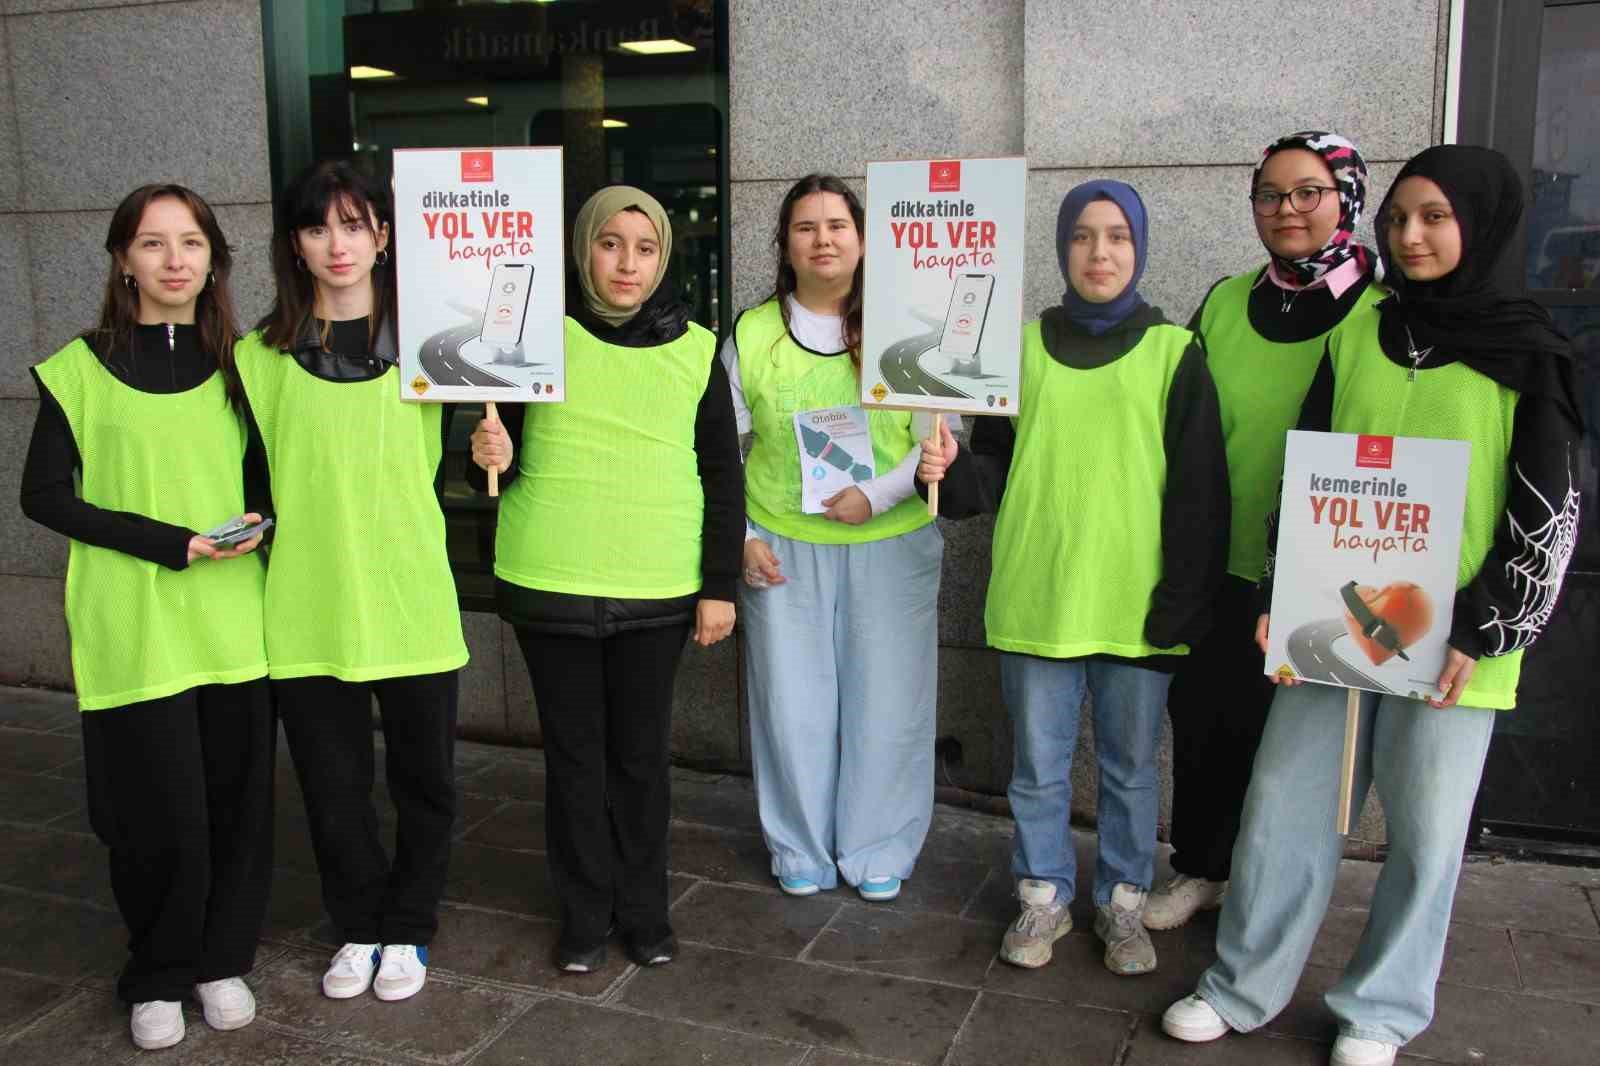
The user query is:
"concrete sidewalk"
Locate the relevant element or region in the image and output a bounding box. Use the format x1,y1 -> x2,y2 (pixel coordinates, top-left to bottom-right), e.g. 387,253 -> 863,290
0,685 -> 1596,1065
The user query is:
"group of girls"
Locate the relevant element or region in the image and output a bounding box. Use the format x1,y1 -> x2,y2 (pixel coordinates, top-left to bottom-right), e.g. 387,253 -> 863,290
20,126 -> 1581,1066
919,132 -> 1580,1066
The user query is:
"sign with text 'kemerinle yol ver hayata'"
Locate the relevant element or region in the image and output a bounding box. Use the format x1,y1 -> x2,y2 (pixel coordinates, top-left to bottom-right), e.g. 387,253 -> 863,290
1266,430 -> 1470,699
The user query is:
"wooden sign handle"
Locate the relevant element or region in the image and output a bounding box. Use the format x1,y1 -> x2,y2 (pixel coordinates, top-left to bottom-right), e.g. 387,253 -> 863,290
1336,687 -> 1360,835
925,417 -> 940,518
485,401 -> 500,498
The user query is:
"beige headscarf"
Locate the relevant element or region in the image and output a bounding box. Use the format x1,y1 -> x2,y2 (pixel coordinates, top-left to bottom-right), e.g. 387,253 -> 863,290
571,185 -> 672,327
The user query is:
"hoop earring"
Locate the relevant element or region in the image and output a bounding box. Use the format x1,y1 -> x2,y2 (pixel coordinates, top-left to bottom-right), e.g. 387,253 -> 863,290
295,257 -> 307,272
122,273 -> 136,290
375,249 -> 388,267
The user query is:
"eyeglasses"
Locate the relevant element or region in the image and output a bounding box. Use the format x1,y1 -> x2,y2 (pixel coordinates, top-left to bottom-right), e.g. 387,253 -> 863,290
1250,185 -> 1338,216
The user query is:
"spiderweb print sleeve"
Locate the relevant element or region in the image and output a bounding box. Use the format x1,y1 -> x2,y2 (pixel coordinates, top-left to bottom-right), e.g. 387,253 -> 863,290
1479,453 -> 1581,656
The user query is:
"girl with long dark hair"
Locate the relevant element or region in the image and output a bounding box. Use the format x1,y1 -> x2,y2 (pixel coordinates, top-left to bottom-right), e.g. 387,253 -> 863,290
726,174 -> 945,903
469,185 -> 742,972
237,160 -> 467,1004
20,184 -> 273,1050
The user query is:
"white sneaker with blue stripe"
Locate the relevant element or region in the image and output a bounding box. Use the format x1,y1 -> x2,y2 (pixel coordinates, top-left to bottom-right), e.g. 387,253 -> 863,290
374,944 -> 428,1001
858,875 -> 901,901
322,942 -> 380,999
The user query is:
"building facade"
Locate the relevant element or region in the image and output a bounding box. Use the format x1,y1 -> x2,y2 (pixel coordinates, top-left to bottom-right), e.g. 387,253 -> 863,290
2,0 -> 1595,850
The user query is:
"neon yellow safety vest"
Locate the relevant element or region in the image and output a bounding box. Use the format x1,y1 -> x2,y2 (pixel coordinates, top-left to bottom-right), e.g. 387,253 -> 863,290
235,331 -> 467,681
986,320 -> 1193,660
33,339 -> 268,710
1201,275 -> 1384,581
495,317 -> 714,598
736,299 -> 932,544
1326,302 -> 1521,709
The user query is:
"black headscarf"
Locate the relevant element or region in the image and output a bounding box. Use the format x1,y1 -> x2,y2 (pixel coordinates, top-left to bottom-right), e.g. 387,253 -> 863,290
1375,145 -> 1581,425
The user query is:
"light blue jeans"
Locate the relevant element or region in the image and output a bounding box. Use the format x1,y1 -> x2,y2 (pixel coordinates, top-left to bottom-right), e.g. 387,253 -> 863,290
741,521 -> 942,889
1002,654 -> 1170,906
1197,683 -> 1495,1047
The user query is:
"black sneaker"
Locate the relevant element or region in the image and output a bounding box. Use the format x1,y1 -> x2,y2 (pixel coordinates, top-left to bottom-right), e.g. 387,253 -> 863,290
624,930 -> 678,967
556,941 -> 607,974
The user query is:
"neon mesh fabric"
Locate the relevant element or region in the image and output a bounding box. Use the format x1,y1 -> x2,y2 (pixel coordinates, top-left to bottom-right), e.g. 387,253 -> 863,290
736,299 -> 931,545
1202,276 -> 1383,580
1328,305 -> 1521,709
34,339 -> 268,710
984,321 -> 1191,659
494,317 -> 713,598
235,332 -> 467,682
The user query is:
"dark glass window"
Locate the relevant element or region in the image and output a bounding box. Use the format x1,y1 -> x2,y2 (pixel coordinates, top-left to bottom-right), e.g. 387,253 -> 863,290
260,0 -> 730,609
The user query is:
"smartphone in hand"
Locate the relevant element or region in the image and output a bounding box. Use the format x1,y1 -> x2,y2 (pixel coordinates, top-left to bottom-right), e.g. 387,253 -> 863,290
203,516 -> 274,548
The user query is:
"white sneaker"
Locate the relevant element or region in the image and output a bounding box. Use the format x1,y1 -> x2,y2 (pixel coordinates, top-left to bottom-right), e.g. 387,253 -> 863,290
373,944 -> 428,1002
194,976 -> 256,1030
322,942 -> 380,999
1161,993 -> 1230,1042
1331,1035 -> 1398,1066
999,879 -> 1073,968
1142,873 -> 1226,930
130,1000 -> 184,1050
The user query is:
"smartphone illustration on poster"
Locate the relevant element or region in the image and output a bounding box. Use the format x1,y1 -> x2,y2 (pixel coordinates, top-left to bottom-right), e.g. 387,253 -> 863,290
939,273 -> 995,358
479,263 -> 535,348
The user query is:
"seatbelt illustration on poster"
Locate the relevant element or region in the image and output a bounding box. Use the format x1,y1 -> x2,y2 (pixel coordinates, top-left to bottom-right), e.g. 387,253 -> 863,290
394,147 -> 565,494
1265,430 -> 1471,832
862,156 -> 1026,514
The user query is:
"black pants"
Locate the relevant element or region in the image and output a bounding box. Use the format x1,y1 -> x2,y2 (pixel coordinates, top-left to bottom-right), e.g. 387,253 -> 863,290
514,623 -> 689,950
81,678 -> 275,1004
1164,575 -> 1277,882
276,671 -> 458,945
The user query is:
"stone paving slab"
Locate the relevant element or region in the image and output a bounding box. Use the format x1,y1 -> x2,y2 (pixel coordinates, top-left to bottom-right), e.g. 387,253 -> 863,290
2,686 -> 1599,1065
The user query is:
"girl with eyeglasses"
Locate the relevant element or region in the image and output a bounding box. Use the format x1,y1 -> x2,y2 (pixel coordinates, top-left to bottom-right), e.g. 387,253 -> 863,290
1163,145 -> 1582,1066
20,184 -> 273,1050
1150,131 -> 1379,932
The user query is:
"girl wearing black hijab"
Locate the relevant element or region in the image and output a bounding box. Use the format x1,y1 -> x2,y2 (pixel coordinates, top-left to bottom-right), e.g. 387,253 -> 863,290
919,180 -> 1228,977
1164,146 -> 1582,1066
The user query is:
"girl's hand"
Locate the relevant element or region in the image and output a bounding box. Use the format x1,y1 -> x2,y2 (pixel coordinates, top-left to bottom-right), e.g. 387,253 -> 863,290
471,416 -> 513,474
743,538 -> 785,588
1429,647 -> 1477,709
693,599 -> 736,646
822,486 -> 872,524
918,419 -> 959,484
1257,613 -> 1303,686
189,513 -> 266,562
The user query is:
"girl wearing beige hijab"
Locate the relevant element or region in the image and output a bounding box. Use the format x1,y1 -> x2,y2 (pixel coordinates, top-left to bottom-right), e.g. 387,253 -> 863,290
470,187 -> 743,973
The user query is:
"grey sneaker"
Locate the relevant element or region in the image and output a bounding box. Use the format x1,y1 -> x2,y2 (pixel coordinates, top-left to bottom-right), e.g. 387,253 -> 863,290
999,878 -> 1073,968
1094,883 -> 1156,975
1142,873 -> 1225,930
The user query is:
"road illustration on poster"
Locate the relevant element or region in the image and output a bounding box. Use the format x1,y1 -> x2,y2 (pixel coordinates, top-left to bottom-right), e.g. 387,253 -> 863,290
862,158 -> 1025,415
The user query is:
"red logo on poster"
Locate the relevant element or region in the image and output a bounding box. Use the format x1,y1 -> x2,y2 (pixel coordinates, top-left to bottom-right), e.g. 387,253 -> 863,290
461,151 -> 494,183
1355,435 -> 1394,469
929,160 -> 961,192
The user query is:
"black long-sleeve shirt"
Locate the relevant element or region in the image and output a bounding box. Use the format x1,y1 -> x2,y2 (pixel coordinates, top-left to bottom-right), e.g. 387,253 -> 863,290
1260,324 -> 1582,660
20,325 -> 270,571
925,304 -> 1231,669
465,339 -> 745,603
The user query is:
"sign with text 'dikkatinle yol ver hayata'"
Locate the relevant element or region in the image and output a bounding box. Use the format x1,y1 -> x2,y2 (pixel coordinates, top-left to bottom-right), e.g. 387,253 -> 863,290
394,147 -> 564,403
862,157 -> 1025,416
